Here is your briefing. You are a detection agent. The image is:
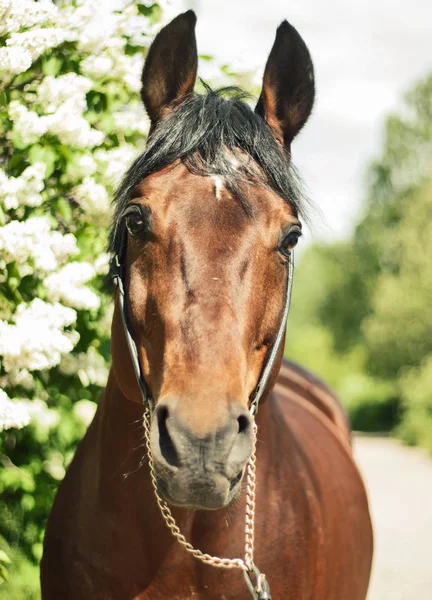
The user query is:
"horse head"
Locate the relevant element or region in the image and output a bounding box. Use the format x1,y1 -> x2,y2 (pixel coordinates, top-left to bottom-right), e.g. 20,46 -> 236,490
110,11 -> 314,510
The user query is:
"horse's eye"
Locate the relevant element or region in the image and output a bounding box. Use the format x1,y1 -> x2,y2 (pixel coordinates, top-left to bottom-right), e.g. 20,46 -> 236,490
279,226 -> 302,256
123,205 -> 151,238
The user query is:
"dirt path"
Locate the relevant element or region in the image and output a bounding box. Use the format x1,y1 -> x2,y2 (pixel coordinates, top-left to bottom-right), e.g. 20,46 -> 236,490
354,436 -> 432,600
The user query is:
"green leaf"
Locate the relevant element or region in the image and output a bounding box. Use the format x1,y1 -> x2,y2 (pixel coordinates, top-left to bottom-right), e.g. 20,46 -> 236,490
137,3 -> 156,16
0,550 -> 11,564
42,57 -> 62,77
28,145 -> 58,177
0,562 -> 9,582
6,152 -> 25,172
54,197 -> 73,223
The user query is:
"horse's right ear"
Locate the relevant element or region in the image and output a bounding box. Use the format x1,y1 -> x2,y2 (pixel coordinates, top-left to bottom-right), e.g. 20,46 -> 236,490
141,10 -> 198,125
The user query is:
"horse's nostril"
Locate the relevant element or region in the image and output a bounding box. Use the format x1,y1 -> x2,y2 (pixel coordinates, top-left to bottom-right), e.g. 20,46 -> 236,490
237,414 -> 250,434
157,406 -> 179,468
229,470 -> 243,491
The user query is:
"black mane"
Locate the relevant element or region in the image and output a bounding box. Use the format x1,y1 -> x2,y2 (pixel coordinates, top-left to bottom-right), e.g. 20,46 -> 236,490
110,87 -> 307,255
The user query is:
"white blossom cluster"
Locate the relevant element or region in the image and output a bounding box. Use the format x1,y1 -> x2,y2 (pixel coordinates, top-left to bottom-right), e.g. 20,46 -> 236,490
0,389 -> 30,432
60,346 -> 109,388
73,398 -> 97,427
0,368 -> 34,391
79,39 -> 142,92
0,299 -> 79,375
37,73 -> 92,113
45,261 -> 100,310
21,398 -> 60,437
0,163 -> 46,210
0,0 -> 62,74
112,109 -> 149,137
7,27 -> 73,60
0,45 -> 32,75
94,144 -> 139,187
9,73 -> 105,149
0,216 -> 78,275
0,0 -> 58,36
1,25 -> 75,75
71,176 -> 111,221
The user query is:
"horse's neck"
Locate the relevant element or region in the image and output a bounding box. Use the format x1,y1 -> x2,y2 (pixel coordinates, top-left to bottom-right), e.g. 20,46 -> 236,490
88,371 -> 258,570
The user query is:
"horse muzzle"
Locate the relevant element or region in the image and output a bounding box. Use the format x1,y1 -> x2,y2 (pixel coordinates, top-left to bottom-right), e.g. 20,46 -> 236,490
149,398 -> 255,510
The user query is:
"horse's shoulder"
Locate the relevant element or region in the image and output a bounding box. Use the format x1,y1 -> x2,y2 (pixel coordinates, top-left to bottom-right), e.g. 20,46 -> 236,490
273,359 -> 351,442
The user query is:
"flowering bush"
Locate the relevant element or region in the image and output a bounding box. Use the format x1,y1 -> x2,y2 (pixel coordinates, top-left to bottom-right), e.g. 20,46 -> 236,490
0,0 -> 202,591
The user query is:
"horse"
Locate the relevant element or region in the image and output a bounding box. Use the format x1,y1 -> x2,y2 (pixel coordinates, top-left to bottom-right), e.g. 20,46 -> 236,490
41,11 -> 373,599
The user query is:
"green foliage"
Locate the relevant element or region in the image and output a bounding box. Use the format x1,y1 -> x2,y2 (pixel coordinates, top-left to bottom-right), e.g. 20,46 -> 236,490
397,355 -> 432,453
286,249 -> 398,432
0,544 -> 39,600
286,72 -> 432,447
363,182 -> 432,376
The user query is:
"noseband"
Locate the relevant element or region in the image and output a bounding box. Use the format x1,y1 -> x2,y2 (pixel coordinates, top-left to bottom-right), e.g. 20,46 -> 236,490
111,223 -> 294,600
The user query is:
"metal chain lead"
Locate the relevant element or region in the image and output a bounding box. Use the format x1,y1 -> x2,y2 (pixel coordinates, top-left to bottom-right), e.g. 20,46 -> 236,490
142,405 -> 258,572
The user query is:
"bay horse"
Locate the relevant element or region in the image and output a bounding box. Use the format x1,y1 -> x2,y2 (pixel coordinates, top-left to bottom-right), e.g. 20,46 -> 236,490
41,11 -> 373,600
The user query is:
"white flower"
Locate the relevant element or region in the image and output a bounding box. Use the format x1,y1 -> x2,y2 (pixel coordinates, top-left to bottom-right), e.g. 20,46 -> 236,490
73,399 -> 97,426
0,45 -> 32,75
6,28 -> 74,62
0,163 -> 46,210
76,155 -> 97,177
0,389 -> 31,432
8,101 -> 48,146
95,145 -> 138,187
43,450 -> 65,480
60,346 -> 108,388
111,53 -> 142,92
0,299 -> 78,373
93,252 -> 110,275
72,177 -> 111,220
159,0 -> 188,25
37,73 -> 93,114
113,109 -> 149,135
45,262 -> 100,310
0,217 -> 78,275
10,76 -> 101,149
77,12 -> 119,53
20,398 -> 60,436
44,99 -> 105,148
81,38 -> 142,91
80,55 -> 113,79
0,0 -> 58,36
0,369 -> 34,391
198,59 -> 232,87
117,7 -> 155,47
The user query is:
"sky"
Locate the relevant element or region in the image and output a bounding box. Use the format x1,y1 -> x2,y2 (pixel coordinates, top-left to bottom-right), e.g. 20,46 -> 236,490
178,0 -> 432,243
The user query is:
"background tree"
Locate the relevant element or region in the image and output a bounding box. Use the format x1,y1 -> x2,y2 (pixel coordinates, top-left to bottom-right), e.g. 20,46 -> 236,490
287,72 -> 432,446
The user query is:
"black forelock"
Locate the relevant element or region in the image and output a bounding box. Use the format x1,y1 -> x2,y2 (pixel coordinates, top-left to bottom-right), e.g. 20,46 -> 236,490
109,86 -> 308,255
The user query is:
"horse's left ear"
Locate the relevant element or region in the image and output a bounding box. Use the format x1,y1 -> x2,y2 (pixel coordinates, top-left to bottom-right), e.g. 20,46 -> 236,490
141,10 -> 198,124
255,20 -> 315,151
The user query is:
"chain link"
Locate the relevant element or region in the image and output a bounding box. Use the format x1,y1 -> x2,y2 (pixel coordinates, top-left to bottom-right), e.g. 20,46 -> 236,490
142,405 -> 258,573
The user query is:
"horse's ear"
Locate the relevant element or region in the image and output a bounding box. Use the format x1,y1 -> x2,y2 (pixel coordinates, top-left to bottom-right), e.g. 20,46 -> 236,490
255,20 -> 315,151
141,10 -> 198,124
